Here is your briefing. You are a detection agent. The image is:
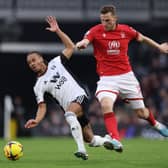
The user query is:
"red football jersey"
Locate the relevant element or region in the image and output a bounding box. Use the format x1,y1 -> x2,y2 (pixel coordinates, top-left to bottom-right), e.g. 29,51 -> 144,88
84,24 -> 139,76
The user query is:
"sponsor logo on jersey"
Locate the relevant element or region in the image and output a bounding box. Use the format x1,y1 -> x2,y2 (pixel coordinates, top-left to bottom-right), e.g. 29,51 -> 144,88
50,72 -> 60,83
54,76 -> 67,89
107,40 -> 120,55
50,72 -> 67,89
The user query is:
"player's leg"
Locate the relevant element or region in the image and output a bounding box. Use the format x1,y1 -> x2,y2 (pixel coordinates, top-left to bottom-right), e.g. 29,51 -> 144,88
78,117 -> 109,147
65,102 -> 88,160
100,97 -> 120,141
96,78 -> 123,152
134,107 -> 168,137
76,97 -> 112,147
121,71 -> 168,137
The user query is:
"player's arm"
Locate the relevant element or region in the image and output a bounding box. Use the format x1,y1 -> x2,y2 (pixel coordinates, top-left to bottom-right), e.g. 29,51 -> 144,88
137,33 -> 168,54
76,39 -> 90,50
46,16 -> 75,59
24,102 -> 47,128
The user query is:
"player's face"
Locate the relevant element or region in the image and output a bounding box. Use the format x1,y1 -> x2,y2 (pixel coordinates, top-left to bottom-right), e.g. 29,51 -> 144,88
100,12 -> 117,31
27,53 -> 46,74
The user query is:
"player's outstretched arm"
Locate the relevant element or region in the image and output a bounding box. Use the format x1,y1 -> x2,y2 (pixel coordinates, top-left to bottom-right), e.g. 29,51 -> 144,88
137,33 -> 168,54
76,39 -> 90,50
45,16 -> 75,59
25,102 -> 47,128
158,42 -> 168,54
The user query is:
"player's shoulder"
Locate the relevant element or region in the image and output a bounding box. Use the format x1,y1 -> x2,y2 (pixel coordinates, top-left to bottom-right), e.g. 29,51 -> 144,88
47,55 -> 61,68
117,24 -> 132,30
49,55 -> 61,64
117,24 -> 136,32
90,24 -> 104,32
49,54 -> 69,66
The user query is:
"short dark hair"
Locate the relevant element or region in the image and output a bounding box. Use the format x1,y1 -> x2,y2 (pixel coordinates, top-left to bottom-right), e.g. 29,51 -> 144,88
100,5 -> 116,16
27,51 -> 48,65
27,51 -> 43,58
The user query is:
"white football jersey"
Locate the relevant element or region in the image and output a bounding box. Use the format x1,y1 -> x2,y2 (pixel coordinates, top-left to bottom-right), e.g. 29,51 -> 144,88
33,54 -> 87,110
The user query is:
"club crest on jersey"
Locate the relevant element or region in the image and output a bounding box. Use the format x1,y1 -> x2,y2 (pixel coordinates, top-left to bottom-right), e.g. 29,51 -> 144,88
107,40 -> 120,55
120,32 -> 125,38
102,33 -> 106,37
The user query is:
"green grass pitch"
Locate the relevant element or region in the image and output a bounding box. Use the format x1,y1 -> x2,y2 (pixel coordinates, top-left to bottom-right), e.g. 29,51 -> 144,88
0,137 -> 168,168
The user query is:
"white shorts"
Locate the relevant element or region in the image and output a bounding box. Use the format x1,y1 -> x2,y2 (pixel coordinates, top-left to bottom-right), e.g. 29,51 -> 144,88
96,71 -> 145,109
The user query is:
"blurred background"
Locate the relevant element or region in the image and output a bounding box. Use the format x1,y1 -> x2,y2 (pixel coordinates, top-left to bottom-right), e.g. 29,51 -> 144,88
0,0 -> 168,140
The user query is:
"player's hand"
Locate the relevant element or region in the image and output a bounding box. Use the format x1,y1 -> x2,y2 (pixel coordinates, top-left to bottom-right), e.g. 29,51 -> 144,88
159,42 -> 168,54
45,16 -> 60,33
24,119 -> 39,128
76,41 -> 87,50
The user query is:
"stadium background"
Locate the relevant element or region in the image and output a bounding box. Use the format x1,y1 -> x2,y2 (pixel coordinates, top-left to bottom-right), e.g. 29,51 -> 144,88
0,0 -> 168,139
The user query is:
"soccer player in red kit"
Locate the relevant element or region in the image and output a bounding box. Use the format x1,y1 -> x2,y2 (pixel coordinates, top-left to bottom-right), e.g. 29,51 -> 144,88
76,5 -> 168,152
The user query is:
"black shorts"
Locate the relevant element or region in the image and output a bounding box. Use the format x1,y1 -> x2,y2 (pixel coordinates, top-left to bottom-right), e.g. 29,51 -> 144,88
72,95 -> 90,127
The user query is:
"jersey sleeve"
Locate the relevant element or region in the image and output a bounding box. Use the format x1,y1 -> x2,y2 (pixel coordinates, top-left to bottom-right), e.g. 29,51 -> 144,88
51,53 -> 69,66
126,26 -> 139,40
60,53 -> 70,65
84,27 -> 95,42
33,83 -> 45,104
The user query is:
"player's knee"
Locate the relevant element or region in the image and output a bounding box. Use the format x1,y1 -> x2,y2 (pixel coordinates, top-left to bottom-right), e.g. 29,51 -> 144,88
83,135 -> 92,143
134,108 -> 149,119
100,98 -> 114,113
67,102 -> 83,117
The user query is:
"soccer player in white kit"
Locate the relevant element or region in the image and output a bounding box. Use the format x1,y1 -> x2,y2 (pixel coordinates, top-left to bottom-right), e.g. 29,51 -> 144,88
25,16 -> 110,160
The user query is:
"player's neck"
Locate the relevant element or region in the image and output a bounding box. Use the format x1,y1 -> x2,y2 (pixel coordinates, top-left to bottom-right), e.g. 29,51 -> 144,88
112,24 -> 117,30
105,24 -> 117,31
110,24 -> 117,31
37,65 -> 47,77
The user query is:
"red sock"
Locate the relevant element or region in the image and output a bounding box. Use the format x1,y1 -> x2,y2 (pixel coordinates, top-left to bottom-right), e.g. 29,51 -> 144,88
104,112 -> 120,140
146,110 -> 156,126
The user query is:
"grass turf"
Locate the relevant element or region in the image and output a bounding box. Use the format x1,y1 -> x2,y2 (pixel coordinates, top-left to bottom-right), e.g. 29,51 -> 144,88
0,137 -> 168,168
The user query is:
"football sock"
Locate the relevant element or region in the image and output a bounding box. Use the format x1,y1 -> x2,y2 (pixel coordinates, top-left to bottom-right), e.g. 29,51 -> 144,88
65,111 -> 86,153
154,121 -> 164,129
146,110 -> 156,126
90,135 -> 105,146
104,112 -> 120,140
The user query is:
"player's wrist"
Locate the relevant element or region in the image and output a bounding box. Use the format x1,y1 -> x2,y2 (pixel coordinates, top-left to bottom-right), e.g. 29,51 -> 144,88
55,27 -> 61,33
76,41 -> 87,49
34,118 -> 41,124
